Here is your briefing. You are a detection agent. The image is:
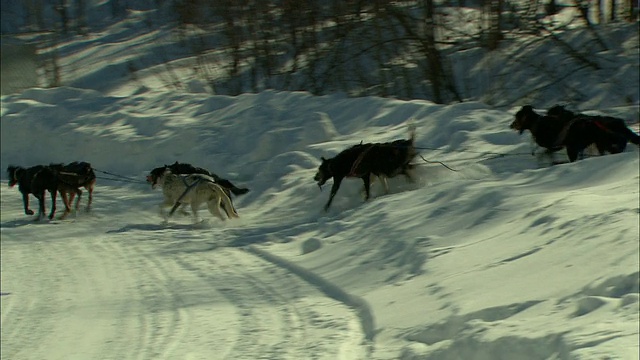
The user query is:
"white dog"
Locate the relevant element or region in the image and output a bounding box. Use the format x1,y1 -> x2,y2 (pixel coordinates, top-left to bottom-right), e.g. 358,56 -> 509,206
155,170 -> 239,223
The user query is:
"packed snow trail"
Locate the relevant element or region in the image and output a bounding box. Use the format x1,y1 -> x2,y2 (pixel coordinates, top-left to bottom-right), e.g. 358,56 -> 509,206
0,186 -> 368,360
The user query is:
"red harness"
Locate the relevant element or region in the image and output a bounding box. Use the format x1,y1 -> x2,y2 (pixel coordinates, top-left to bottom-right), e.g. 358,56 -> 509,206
592,120 -> 608,132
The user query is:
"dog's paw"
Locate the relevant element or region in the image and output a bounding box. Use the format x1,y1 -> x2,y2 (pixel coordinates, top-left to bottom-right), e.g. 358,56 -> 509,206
25,209 -> 34,215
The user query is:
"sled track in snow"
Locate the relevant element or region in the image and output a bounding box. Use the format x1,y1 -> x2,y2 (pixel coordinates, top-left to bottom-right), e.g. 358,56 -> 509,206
247,246 -> 377,342
171,247 -> 368,359
1,229 -> 369,359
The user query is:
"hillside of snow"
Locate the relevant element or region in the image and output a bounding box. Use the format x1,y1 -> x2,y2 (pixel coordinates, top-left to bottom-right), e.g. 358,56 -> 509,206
1,2 -> 639,359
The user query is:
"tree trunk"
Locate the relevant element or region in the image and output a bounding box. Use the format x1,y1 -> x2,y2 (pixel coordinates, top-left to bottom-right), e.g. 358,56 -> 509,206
56,0 -> 69,34
76,0 -> 86,34
484,0 -> 503,50
596,0 -> 604,23
610,0 -> 616,22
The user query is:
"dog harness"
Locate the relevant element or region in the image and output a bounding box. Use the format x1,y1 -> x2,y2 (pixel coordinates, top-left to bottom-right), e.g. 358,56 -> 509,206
168,176 -> 217,216
348,145 -> 374,177
168,177 -> 202,216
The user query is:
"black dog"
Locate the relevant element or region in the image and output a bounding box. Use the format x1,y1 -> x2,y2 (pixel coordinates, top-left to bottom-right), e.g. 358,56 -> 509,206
510,105 -> 571,153
547,105 -> 640,152
314,127 -> 417,211
562,120 -> 628,162
510,105 -> 627,162
7,165 -> 47,216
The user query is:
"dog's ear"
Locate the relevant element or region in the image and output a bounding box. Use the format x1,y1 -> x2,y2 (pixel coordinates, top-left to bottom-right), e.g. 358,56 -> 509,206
321,156 -> 326,161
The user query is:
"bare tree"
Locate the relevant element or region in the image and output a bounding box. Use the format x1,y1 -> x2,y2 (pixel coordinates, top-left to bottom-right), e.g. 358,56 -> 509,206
386,1 -> 461,103
55,0 -> 70,34
483,0 -> 503,50
75,0 -> 87,34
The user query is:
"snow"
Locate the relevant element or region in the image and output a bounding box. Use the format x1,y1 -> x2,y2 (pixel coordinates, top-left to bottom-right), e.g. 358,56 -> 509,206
1,9 -> 639,360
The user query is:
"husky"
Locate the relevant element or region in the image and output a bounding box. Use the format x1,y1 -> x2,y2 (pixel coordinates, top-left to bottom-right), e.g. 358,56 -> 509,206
155,170 -> 239,223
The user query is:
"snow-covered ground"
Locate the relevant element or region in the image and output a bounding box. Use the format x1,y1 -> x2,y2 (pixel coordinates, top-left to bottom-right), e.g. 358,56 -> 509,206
1,7 -> 639,360
2,87 -> 638,359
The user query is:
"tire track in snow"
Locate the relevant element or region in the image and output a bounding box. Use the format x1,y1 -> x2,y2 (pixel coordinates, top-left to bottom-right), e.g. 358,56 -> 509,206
211,249 -> 306,358
172,253 -> 282,359
0,240 -> 60,360
247,246 -> 377,342
110,237 -> 191,360
0,237 -> 103,360
1,234 -> 140,360
173,247 -> 368,359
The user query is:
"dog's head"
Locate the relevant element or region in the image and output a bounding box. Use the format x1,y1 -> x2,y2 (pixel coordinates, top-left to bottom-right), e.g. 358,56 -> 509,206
74,161 -> 93,176
314,157 -> 332,188
547,105 -> 574,121
511,105 -> 536,134
147,165 -> 168,188
6,165 -> 21,187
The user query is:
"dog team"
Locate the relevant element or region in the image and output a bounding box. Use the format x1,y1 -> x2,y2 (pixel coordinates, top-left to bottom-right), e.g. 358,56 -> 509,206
6,104 -> 640,222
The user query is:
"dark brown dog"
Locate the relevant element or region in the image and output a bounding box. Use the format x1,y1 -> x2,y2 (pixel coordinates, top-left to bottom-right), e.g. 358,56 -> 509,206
314,127 -> 417,211
48,162 -> 97,212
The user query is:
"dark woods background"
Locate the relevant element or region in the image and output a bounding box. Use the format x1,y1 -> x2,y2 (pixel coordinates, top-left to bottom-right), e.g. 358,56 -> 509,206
1,0 -> 638,103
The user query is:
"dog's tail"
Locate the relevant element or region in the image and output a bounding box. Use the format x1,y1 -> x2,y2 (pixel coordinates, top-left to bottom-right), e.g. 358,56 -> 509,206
407,122 -> 418,161
603,116 -> 640,146
407,121 -> 417,143
230,187 -> 250,195
217,178 -> 250,196
208,182 -> 239,219
623,127 -> 640,146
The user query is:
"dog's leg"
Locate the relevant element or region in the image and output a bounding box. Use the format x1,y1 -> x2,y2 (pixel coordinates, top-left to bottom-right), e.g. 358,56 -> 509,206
365,174 -> 389,196
68,191 -> 76,208
62,189 -> 73,219
74,190 -> 83,213
159,198 -> 174,222
190,201 -> 202,223
207,197 -> 226,221
381,176 -> 390,194
58,189 -> 71,220
403,165 -> 416,183
48,189 -> 58,220
566,147 -> 579,162
22,192 -> 34,215
85,179 -> 95,212
168,201 -> 182,217
178,203 -> 190,216
34,192 -> 46,221
361,174 -> 372,200
324,177 -> 344,211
